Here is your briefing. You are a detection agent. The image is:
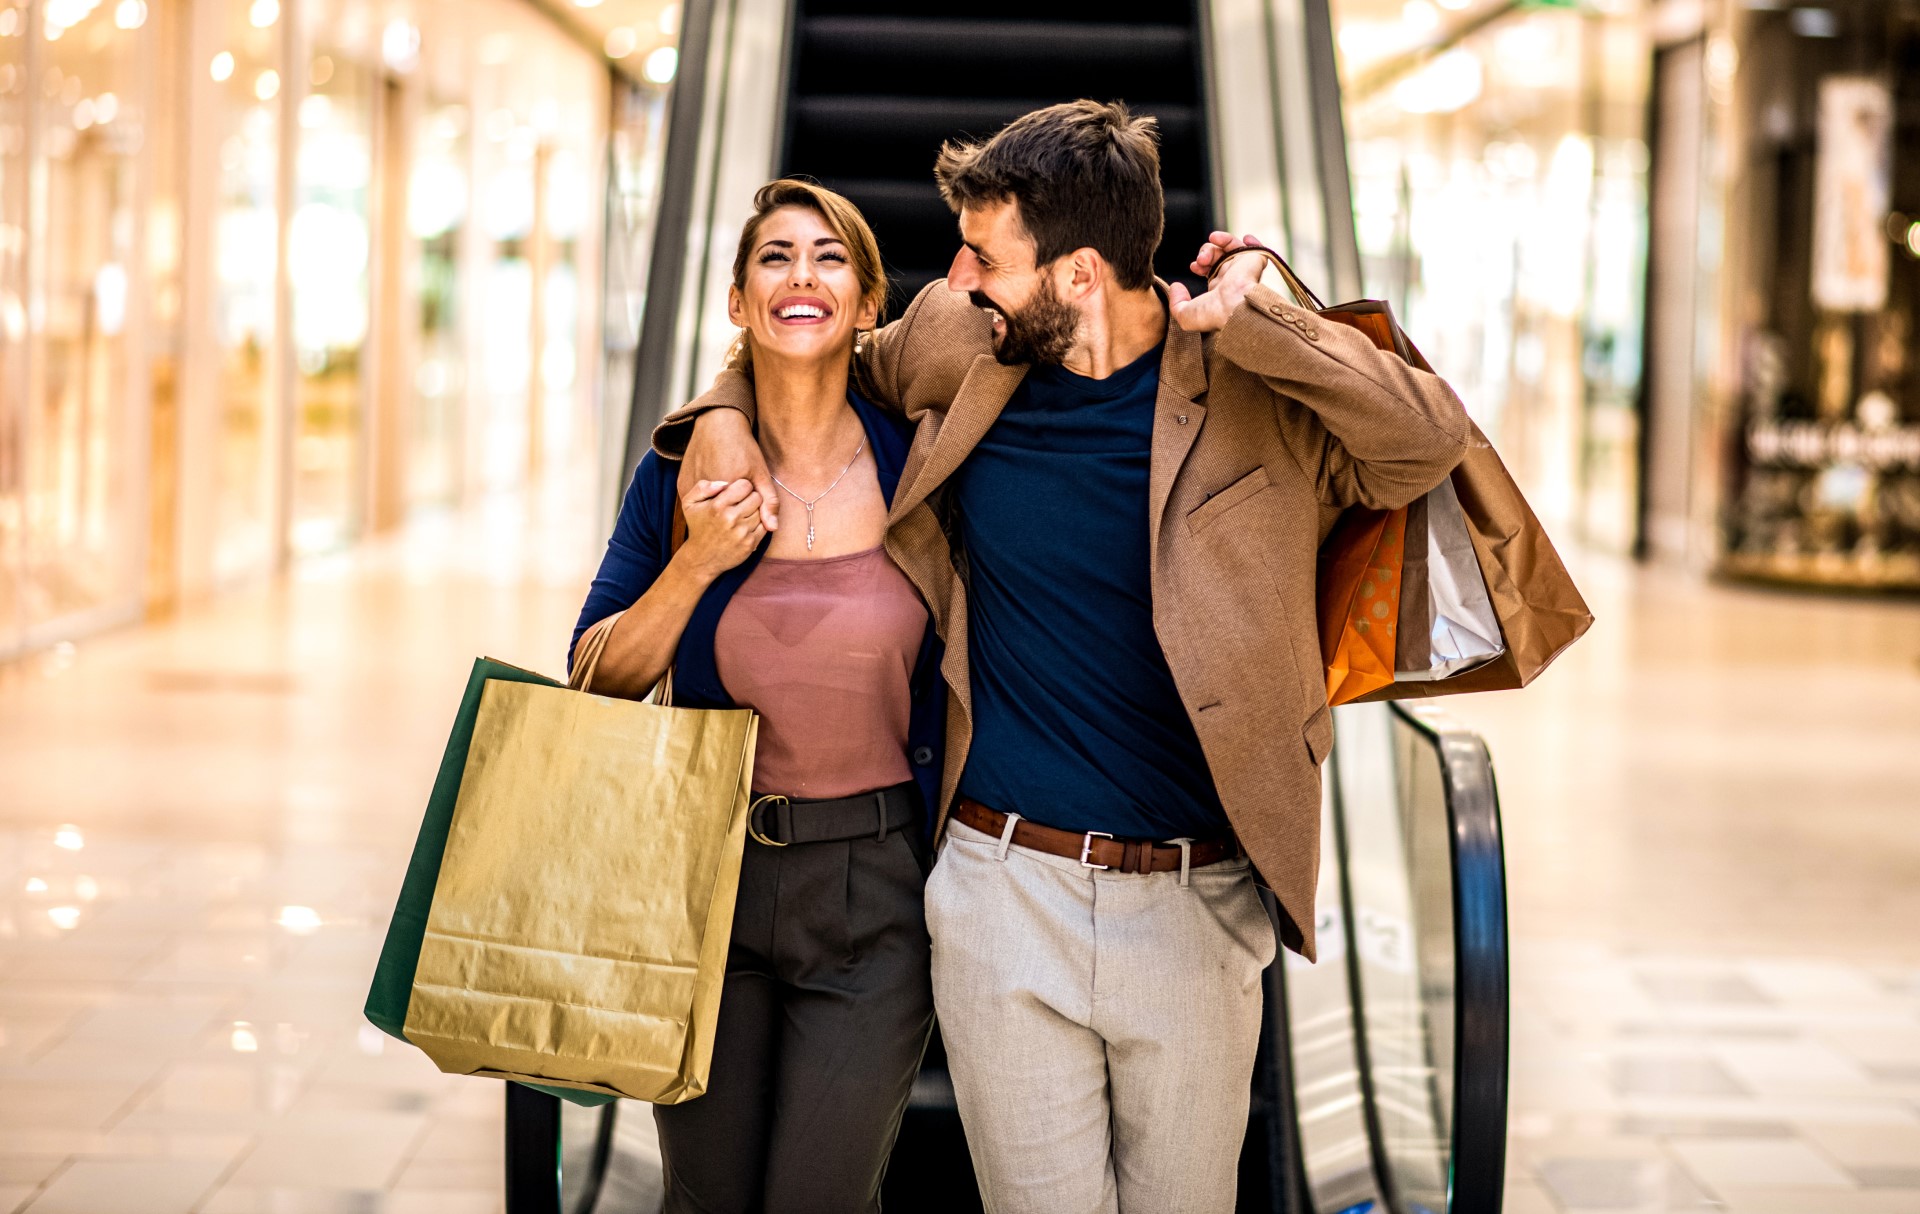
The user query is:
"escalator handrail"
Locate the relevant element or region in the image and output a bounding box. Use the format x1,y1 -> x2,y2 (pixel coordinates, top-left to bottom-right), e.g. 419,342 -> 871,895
1387,702 -> 1510,1213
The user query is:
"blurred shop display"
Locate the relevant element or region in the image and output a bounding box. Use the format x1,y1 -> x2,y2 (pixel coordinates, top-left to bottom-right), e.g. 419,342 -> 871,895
1328,0 -> 1651,556
1707,2 -> 1920,590
0,0 -> 681,660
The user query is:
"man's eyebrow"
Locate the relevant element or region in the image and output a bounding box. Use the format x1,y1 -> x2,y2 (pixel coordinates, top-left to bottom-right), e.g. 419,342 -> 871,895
962,239 -> 990,260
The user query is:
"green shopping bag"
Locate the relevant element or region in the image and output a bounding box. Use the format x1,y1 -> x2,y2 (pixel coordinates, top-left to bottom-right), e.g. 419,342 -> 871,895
365,656 -> 617,1108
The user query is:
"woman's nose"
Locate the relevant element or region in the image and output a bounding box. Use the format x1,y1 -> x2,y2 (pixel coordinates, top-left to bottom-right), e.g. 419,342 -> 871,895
790,259 -> 816,287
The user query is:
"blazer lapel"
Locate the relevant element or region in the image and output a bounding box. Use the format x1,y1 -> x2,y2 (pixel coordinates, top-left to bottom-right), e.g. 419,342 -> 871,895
1148,306 -> 1210,559
890,354 -> 1028,522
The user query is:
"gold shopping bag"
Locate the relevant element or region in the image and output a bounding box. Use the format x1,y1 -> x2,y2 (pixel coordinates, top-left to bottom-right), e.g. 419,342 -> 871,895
402,616 -> 758,1103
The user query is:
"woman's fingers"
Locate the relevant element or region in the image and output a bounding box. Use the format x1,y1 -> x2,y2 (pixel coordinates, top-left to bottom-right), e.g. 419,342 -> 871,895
684,479 -> 729,504
710,478 -> 757,510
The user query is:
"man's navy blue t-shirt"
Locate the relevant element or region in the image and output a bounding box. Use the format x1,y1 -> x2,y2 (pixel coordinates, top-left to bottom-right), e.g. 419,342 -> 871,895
952,344 -> 1229,839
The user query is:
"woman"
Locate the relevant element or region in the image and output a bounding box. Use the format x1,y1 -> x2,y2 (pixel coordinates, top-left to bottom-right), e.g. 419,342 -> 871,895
569,180 -> 943,1214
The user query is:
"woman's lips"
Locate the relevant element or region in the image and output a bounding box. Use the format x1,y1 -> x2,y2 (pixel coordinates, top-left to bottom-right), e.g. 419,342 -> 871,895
773,296 -> 832,325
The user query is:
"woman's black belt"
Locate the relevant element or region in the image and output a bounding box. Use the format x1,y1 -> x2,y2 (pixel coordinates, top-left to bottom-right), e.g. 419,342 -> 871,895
746,782 -> 919,847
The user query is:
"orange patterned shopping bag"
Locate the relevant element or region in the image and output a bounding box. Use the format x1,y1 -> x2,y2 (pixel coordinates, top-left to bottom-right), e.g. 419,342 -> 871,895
1315,506 -> 1407,705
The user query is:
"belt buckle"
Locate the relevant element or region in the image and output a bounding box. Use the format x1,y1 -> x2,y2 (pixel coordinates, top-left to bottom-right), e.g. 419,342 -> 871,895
748,795 -> 790,847
1079,830 -> 1114,869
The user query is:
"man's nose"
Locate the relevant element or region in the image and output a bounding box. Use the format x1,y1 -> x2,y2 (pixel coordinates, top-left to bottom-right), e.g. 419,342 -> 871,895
947,248 -> 977,291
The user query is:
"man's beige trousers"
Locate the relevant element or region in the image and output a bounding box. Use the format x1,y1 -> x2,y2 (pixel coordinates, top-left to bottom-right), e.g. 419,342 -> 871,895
926,819 -> 1277,1214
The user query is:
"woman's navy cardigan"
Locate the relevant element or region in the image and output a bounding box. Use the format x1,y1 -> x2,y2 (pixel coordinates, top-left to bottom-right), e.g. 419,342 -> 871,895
569,389 -> 946,825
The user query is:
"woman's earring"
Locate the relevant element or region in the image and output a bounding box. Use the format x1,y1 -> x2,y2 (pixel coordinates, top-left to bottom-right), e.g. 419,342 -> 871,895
854,329 -> 868,356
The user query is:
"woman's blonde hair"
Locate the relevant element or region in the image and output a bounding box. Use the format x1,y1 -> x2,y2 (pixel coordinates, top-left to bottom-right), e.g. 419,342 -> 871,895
726,179 -> 888,371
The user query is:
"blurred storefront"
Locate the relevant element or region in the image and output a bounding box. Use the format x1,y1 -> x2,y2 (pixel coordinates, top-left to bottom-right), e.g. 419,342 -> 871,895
1329,0 -> 1652,556
0,0 -> 680,660
1681,0 -> 1920,590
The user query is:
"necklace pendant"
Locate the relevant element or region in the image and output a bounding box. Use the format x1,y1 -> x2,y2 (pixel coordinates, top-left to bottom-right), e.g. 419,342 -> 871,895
805,524 -> 816,551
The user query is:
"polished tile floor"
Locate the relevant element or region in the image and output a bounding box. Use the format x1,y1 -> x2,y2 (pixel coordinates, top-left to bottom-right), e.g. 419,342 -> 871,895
1,486 -> 1916,1213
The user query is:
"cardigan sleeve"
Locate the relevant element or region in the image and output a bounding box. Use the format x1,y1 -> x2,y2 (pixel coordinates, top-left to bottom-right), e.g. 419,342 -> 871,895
570,455 -> 671,675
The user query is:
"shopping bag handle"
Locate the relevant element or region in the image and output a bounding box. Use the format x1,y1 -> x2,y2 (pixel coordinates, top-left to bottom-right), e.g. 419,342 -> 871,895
1204,244 -> 1326,313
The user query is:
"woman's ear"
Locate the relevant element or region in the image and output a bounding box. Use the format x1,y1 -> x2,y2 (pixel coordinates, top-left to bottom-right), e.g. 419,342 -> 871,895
726,283 -> 745,329
855,293 -> 881,331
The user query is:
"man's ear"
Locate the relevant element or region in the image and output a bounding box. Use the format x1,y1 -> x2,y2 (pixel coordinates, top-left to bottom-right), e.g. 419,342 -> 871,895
727,283 -> 745,328
1064,247 -> 1102,300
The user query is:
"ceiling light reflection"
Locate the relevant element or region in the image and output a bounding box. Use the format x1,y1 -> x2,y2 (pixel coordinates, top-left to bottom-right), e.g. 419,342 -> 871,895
47,906 -> 80,930
276,905 -> 322,934
54,825 -> 84,851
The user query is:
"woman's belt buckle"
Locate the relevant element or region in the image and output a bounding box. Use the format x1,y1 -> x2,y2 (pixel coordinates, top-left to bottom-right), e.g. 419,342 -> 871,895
748,795 -> 791,847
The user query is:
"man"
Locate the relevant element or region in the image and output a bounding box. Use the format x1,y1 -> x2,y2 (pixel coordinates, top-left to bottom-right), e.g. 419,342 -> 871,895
657,100 -> 1470,1213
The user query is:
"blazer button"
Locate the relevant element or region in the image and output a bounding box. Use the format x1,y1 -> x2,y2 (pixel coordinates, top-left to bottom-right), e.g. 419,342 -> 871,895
1177,415 -> 1189,425
912,746 -> 935,767
1268,304 -> 1284,316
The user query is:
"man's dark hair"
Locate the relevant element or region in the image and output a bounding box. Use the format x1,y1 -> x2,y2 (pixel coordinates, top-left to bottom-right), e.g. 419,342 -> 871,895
934,99 -> 1164,291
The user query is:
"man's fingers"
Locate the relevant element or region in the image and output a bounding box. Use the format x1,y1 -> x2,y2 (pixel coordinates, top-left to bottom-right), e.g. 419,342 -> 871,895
684,479 -> 729,504
1168,282 -> 1192,310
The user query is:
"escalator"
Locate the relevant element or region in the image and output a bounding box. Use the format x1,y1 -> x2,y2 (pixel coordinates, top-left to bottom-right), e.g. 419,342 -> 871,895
520,1 -> 1510,1210
781,0 -> 1215,314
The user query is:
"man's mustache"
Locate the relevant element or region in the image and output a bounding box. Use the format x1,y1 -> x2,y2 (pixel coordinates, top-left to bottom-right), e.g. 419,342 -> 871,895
968,291 -> 1006,316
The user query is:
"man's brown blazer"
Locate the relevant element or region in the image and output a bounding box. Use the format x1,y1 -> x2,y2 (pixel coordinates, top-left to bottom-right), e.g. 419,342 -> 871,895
655,280 -> 1473,959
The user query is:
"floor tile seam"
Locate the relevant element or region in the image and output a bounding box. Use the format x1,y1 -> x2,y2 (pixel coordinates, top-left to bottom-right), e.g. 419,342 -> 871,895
384,1102 -> 452,1191
17,978 -> 143,1066
186,1134 -> 261,1214
98,1057 -> 181,1133
7,1155 -> 74,1214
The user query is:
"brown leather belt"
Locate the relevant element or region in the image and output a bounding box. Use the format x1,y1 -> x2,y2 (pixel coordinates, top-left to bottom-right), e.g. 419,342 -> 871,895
952,798 -> 1239,875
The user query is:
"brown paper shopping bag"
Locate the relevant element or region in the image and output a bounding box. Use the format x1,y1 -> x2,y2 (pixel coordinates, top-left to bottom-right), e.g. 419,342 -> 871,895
1214,246 -> 1592,701
402,616 -> 758,1103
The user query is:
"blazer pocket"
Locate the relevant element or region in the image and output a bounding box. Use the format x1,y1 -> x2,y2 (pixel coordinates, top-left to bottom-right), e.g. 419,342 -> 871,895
1186,467 -> 1272,535
1302,703 -> 1334,766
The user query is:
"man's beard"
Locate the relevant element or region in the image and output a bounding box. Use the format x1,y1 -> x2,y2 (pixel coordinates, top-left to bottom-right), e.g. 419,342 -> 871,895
971,278 -> 1079,367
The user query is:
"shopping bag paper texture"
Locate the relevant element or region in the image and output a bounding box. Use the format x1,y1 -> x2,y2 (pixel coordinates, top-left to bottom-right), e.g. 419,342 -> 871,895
368,657 -> 624,1106
402,679 -> 756,1103
1317,506 -> 1406,704
1394,476 -> 1503,682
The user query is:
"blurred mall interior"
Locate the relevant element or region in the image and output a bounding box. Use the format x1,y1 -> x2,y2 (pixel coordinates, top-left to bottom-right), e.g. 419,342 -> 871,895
1,0 -> 1918,1211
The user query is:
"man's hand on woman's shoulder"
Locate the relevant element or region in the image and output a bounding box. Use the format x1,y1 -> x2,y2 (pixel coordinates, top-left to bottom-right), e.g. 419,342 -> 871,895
679,409 -> 780,533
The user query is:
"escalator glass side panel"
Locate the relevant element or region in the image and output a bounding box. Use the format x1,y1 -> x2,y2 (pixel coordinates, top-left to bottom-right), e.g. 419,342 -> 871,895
1397,708 -> 1511,1213
1330,703 -> 1447,1213
1288,766 -> 1385,1214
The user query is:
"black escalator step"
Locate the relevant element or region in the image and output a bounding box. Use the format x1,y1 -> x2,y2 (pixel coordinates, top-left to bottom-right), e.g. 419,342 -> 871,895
793,96 -> 1200,145
810,0 -> 1193,21
796,18 -> 1195,91
787,96 -> 1206,183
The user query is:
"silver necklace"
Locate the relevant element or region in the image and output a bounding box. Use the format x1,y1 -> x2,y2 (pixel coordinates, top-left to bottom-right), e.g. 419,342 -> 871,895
770,434 -> 867,551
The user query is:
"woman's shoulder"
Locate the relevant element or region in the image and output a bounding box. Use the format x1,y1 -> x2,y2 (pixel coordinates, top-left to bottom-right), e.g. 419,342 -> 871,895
616,451 -> 680,533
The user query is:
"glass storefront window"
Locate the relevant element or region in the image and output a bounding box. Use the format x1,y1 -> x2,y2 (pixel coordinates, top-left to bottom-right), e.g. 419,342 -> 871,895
288,19 -> 375,555
204,0 -> 282,581
0,0 -> 151,653
1,0 -> 29,652
408,96 -> 469,511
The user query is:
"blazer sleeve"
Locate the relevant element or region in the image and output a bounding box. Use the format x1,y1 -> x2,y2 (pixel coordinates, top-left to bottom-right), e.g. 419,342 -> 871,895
651,280 -> 990,458
1212,283 -> 1474,511
570,456 -> 670,674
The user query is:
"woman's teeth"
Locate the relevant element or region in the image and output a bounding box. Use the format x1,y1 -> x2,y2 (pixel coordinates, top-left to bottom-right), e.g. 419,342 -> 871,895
776,305 -> 827,319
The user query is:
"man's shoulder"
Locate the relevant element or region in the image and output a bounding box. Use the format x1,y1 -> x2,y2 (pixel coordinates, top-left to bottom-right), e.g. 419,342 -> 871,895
899,279 -> 994,353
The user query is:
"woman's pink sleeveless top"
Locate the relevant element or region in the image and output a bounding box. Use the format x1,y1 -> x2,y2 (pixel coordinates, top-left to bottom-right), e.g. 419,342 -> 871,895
714,546 -> 927,799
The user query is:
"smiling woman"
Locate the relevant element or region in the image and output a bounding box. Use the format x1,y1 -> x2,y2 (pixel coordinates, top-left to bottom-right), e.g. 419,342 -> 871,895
722,178 -> 888,374
568,177 -> 944,1214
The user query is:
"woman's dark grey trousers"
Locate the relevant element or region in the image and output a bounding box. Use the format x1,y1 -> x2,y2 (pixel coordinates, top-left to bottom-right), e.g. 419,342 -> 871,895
652,821 -> 934,1214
